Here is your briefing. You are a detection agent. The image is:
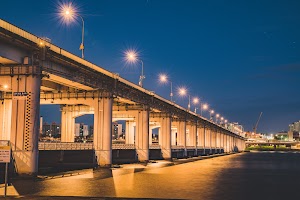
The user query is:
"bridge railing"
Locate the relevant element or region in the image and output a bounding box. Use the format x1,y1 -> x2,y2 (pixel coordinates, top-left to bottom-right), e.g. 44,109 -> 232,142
112,144 -> 135,150
38,142 -> 93,150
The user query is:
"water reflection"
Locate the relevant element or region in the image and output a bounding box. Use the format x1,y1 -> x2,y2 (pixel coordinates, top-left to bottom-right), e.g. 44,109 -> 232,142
11,152 -> 300,199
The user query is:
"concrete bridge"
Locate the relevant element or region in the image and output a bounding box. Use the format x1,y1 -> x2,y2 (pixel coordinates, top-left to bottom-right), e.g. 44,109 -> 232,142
0,19 -> 245,176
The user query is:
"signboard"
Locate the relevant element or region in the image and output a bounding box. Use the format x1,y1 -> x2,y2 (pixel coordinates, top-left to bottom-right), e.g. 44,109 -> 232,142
13,91 -> 28,100
0,141 -> 10,163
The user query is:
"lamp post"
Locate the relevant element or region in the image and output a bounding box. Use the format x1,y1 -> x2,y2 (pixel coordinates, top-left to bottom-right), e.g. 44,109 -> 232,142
215,113 -> 220,123
193,97 -> 199,113
159,74 -> 173,102
61,5 -> 85,59
125,50 -> 145,87
210,110 -> 214,121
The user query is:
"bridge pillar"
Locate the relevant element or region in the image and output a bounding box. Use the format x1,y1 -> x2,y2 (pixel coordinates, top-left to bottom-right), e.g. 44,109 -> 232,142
93,94 -> 113,167
159,117 -> 172,160
0,99 -> 12,140
217,131 -> 221,148
187,124 -> 197,147
211,129 -> 216,149
205,128 -> 212,153
61,106 -> 76,142
61,105 -> 93,142
197,126 -> 205,148
135,110 -> 150,162
10,68 -> 41,176
125,121 -> 135,144
219,132 -> 223,150
176,121 -> 187,156
171,127 -> 177,146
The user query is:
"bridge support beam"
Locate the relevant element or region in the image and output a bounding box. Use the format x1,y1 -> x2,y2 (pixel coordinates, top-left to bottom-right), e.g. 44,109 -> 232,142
197,126 -> 205,148
10,69 -> 41,176
93,95 -> 113,167
0,99 -> 12,140
125,121 -> 135,144
171,127 -> 177,146
159,117 -> 172,160
176,121 -> 187,156
135,110 -> 150,162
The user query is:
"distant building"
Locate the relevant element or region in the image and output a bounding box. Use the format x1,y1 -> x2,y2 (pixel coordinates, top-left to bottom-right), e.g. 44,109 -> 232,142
227,122 -> 245,137
288,120 -> 300,141
112,122 -> 123,140
75,123 -> 89,137
274,131 -> 288,141
42,122 -> 60,137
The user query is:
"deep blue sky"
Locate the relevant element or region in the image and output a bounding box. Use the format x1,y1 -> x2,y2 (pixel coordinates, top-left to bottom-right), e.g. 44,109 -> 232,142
1,0 -> 300,133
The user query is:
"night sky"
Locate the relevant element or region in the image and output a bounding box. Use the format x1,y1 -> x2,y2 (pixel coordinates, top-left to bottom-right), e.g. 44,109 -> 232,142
1,0 -> 300,133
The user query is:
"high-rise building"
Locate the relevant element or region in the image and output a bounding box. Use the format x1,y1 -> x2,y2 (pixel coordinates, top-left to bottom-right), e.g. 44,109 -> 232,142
288,120 -> 300,141
112,122 -> 123,140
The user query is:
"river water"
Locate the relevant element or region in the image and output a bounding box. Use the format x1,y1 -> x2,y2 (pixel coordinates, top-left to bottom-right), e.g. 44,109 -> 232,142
10,152 -> 300,199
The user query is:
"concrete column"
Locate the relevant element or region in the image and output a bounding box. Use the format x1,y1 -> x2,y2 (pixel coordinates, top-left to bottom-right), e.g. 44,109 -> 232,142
160,117 -> 172,160
211,129 -> 215,148
10,72 -> 41,176
197,126 -> 205,147
227,135 -> 230,152
171,127 -> 177,146
219,133 -> 223,149
203,126 -> 206,150
149,127 -> 153,145
125,121 -> 135,144
187,124 -> 197,147
205,128 -> 211,149
177,121 -> 186,147
135,110 -> 149,162
93,96 -> 113,167
216,131 -> 220,148
0,99 -> 12,140
61,108 -> 76,142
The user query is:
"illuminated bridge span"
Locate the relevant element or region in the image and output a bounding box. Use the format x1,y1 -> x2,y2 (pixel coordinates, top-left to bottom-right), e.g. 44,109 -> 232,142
0,19 -> 245,176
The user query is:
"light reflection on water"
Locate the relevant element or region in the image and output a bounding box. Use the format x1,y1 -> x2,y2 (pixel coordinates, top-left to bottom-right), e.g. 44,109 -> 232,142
11,152 -> 300,200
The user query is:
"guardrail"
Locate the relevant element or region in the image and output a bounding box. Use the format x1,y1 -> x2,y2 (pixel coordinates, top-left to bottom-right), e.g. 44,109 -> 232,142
38,142 -> 93,150
112,144 -> 135,149
149,144 -> 161,149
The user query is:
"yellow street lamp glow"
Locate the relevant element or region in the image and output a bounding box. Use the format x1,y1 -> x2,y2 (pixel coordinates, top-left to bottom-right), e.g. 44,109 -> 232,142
193,97 -> 199,104
59,2 -> 77,24
125,50 -> 139,63
202,103 -> 208,110
210,110 -> 214,114
3,84 -> 8,89
159,74 -> 168,83
221,117 -> 224,121
225,119 -> 228,123
216,114 -> 220,118
178,87 -> 187,96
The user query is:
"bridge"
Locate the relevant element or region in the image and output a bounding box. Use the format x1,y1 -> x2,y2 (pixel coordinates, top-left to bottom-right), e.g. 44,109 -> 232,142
0,19 -> 245,176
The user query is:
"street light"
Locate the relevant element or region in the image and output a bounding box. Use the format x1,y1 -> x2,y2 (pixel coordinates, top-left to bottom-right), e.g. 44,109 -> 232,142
60,3 -> 85,59
201,103 -> 208,116
125,50 -> 145,87
210,110 -> 214,120
193,97 -> 199,113
215,113 -> 220,123
178,87 -> 190,110
159,74 -> 173,102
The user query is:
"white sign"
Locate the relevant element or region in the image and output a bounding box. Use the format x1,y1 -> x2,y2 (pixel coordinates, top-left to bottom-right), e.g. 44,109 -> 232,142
0,146 -> 10,163
12,92 -> 28,100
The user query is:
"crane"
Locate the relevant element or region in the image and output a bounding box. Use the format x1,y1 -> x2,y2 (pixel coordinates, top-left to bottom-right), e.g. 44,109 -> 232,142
253,112 -> 263,134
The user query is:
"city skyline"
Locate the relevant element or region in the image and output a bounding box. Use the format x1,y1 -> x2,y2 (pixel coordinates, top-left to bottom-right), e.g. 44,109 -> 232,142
1,0 -> 300,132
